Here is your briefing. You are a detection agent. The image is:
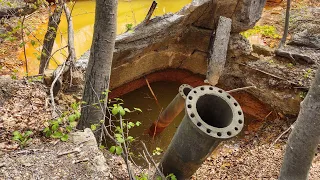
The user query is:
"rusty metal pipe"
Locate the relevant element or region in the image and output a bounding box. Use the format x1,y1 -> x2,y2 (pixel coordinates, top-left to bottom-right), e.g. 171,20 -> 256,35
148,84 -> 193,136
158,85 -> 244,179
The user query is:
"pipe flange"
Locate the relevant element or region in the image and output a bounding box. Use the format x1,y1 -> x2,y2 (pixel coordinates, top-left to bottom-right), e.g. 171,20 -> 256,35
179,84 -> 193,99
185,85 -> 244,139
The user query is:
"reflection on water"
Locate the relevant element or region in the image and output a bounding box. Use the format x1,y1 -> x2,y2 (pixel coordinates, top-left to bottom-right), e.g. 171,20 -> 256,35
18,0 -> 191,76
112,81 -> 185,166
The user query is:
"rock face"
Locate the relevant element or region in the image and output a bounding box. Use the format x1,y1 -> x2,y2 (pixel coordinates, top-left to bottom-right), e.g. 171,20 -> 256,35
288,8 -> 320,49
0,129 -> 113,179
276,7 -> 320,65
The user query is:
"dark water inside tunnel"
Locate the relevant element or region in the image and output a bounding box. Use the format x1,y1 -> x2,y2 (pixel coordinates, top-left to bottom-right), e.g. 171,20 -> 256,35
105,81 -> 252,167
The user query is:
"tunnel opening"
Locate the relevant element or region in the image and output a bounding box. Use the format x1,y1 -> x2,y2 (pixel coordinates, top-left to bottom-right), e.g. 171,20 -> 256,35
196,94 -> 233,128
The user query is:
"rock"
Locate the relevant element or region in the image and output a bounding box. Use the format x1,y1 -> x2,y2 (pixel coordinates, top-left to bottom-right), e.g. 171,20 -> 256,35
228,34 -> 252,58
288,29 -> 320,49
289,7 -> 320,49
275,46 -> 319,65
252,44 -> 274,56
0,128 -> 114,179
231,0 -> 267,32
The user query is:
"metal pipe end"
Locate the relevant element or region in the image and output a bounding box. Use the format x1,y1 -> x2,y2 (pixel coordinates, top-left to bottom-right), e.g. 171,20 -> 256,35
179,84 -> 193,99
185,85 -> 244,139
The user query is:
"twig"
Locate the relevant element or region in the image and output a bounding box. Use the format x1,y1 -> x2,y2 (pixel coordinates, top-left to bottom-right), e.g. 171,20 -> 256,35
226,85 -> 256,93
0,163 -> 5,168
141,141 -> 165,179
21,15 -> 28,76
120,115 -> 135,180
144,1 -> 157,25
50,61 -> 66,117
152,108 -> 163,139
63,1 -> 77,87
144,76 -> 161,108
57,147 -> 81,157
16,148 -> 44,154
264,111 -> 273,121
72,158 -> 89,164
142,150 -> 152,179
271,122 -> 295,147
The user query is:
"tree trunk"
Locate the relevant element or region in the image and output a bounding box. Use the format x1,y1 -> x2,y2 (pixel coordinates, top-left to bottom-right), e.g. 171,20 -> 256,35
39,5 -> 63,74
278,0 -> 291,48
63,2 -> 76,64
279,67 -> 320,180
77,0 -> 117,140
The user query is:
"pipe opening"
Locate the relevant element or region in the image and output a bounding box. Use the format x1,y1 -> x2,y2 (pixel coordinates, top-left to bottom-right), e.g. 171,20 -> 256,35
196,94 -> 233,128
183,88 -> 192,97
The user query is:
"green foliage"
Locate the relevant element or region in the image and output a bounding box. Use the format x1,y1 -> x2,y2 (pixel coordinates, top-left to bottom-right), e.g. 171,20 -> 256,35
110,98 -> 142,117
109,145 -> 123,155
303,69 -> 312,79
27,75 -> 43,83
299,91 -> 307,99
11,69 -> 18,80
152,147 -> 163,156
241,25 -> 281,39
268,59 -> 275,64
136,173 -> 148,180
125,23 -> 133,32
166,173 -> 177,180
43,102 -> 82,142
287,63 -> 294,68
12,130 -> 33,148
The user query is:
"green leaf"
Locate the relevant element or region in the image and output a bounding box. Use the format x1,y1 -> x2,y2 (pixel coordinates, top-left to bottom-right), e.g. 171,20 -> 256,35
66,125 -> 73,132
136,121 -> 141,126
118,106 -> 125,116
91,124 -> 97,131
116,137 -> 125,143
75,112 -> 81,119
51,123 -> 59,131
68,114 -> 77,122
109,146 -> 116,153
30,40 -> 36,46
115,146 -> 123,155
60,134 -> 68,142
128,122 -> 135,128
24,131 -> 33,137
43,127 -> 50,133
127,136 -> 134,142
69,121 -> 77,127
115,134 -> 122,138
13,131 -> 21,137
112,106 -> 119,115
51,131 -> 63,139
115,126 -> 123,133
134,107 -> 142,112
124,108 -> 131,112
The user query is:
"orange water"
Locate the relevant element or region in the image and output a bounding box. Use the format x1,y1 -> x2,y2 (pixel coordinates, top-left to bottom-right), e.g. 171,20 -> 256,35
18,0 -> 191,76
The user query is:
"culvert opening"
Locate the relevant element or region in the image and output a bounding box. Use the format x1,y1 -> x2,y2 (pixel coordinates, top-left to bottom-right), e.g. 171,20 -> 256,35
183,88 -> 192,97
196,94 -> 233,128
